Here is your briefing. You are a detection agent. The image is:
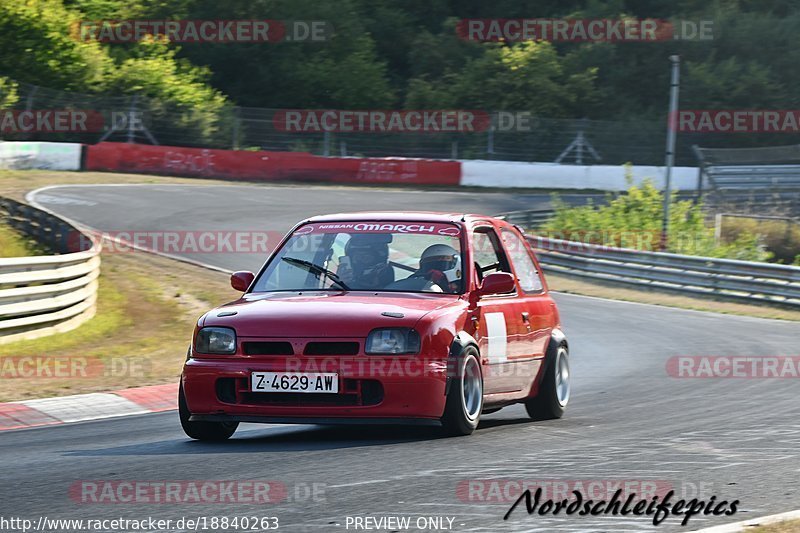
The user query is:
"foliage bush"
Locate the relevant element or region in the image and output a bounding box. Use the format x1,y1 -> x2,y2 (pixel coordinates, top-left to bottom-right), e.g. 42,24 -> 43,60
719,217 -> 800,265
542,176 -> 773,263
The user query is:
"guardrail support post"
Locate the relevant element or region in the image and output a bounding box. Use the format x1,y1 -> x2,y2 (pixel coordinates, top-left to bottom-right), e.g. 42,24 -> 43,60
661,55 -> 681,251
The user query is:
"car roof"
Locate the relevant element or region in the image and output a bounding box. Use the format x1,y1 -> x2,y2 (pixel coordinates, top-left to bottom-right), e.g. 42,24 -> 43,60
304,211 -> 498,224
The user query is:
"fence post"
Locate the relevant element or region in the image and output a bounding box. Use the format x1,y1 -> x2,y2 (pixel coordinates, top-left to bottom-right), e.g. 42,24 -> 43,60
232,107 -> 241,150
25,85 -> 38,113
487,115 -> 495,159
22,85 -> 38,142
323,131 -> 330,157
692,145 -> 706,201
127,95 -> 137,143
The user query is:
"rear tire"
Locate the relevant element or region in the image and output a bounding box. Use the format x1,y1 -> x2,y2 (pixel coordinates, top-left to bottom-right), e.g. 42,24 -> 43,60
441,347 -> 483,436
525,344 -> 570,420
179,384 -> 238,441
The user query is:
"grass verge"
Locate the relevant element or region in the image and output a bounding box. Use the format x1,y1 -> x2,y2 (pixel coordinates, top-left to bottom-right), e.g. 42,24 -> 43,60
0,222 -> 47,257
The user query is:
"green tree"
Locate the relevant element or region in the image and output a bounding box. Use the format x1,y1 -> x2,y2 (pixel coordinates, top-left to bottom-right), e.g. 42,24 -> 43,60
0,77 -> 19,108
406,41 -> 598,115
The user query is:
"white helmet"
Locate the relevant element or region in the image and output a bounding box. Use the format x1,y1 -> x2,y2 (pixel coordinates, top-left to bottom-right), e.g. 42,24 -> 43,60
420,244 -> 462,283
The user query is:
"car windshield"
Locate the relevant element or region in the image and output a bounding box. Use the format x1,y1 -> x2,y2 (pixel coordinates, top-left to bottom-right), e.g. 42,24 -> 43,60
252,221 -> 464,294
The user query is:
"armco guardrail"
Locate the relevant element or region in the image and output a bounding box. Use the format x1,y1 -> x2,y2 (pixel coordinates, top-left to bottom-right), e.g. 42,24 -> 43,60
498,209 -> 556,228
0,197 -> 100,344
498,209 -> 800,307
528,235 -> 800,307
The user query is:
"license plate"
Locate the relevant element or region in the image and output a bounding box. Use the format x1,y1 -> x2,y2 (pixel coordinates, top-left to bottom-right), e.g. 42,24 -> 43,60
251,372 -> 339,393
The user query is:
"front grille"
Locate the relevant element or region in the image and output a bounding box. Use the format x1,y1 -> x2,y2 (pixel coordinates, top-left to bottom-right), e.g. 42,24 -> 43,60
242,341 -> 294,355
303,341 -> 360,355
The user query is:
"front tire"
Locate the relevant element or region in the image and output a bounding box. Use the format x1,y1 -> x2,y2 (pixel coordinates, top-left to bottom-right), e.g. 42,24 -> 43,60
525,344 -> 570,420
441,348 -> 483,436
179,384 -> 238,441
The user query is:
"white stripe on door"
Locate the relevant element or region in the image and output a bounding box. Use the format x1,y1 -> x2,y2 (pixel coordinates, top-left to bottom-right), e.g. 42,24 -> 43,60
484,312 -> 508,364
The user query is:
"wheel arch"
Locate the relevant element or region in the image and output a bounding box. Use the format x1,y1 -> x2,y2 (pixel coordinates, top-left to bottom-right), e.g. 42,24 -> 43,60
530,328 -> 568,396
444,331 -> 480,396
550,327 -> 568,352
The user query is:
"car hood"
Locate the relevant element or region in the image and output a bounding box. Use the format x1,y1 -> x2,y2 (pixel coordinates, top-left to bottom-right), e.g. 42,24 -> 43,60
202,291 -> 462,338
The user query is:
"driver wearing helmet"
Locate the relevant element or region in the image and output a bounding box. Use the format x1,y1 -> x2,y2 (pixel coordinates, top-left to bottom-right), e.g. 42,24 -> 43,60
337,233 -> 394,289
418,244 -> 462,293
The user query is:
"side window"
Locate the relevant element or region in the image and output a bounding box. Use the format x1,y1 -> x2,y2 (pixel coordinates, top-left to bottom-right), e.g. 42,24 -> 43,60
501,228 -> 544,293
471,227 -> 512,283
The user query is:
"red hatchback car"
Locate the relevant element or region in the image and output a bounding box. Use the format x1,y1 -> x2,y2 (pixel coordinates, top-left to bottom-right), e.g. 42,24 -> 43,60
179,212 -> 570,439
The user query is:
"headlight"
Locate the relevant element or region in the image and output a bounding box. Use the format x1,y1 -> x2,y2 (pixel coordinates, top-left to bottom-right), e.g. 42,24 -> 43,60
365,328 -> 421,355
195,327 -> 237,354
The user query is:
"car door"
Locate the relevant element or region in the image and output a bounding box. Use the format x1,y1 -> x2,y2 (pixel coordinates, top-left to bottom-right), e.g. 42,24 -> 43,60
499,225 -> 555,392
470,224 -> 527,394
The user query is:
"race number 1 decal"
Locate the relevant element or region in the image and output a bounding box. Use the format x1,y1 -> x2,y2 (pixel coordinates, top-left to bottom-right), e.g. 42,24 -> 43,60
484,312 -> 508,364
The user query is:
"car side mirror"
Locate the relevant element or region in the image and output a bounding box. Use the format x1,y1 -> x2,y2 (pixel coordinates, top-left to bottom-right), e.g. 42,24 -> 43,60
478,272 -> 516,296
230,271 -> 255,292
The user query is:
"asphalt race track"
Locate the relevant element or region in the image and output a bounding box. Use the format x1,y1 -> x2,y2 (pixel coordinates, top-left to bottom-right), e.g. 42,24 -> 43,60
29,184 -> 601,272
5,183 -> 800,532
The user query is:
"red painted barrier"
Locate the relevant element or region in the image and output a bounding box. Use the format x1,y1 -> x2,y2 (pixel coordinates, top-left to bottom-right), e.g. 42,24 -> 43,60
85,142 -> 460,185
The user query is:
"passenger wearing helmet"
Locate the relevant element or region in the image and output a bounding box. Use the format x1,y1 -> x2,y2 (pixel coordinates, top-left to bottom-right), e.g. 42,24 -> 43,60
418,244 -> 462,293
337,233 -> 394,289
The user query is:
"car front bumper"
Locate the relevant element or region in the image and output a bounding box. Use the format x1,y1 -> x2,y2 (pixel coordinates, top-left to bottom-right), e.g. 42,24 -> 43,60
181,356 -> 448,421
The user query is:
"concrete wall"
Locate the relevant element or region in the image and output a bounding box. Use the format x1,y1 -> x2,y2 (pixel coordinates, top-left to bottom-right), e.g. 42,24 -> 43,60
0,142 -> 82,171
460,160 -> 702,191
